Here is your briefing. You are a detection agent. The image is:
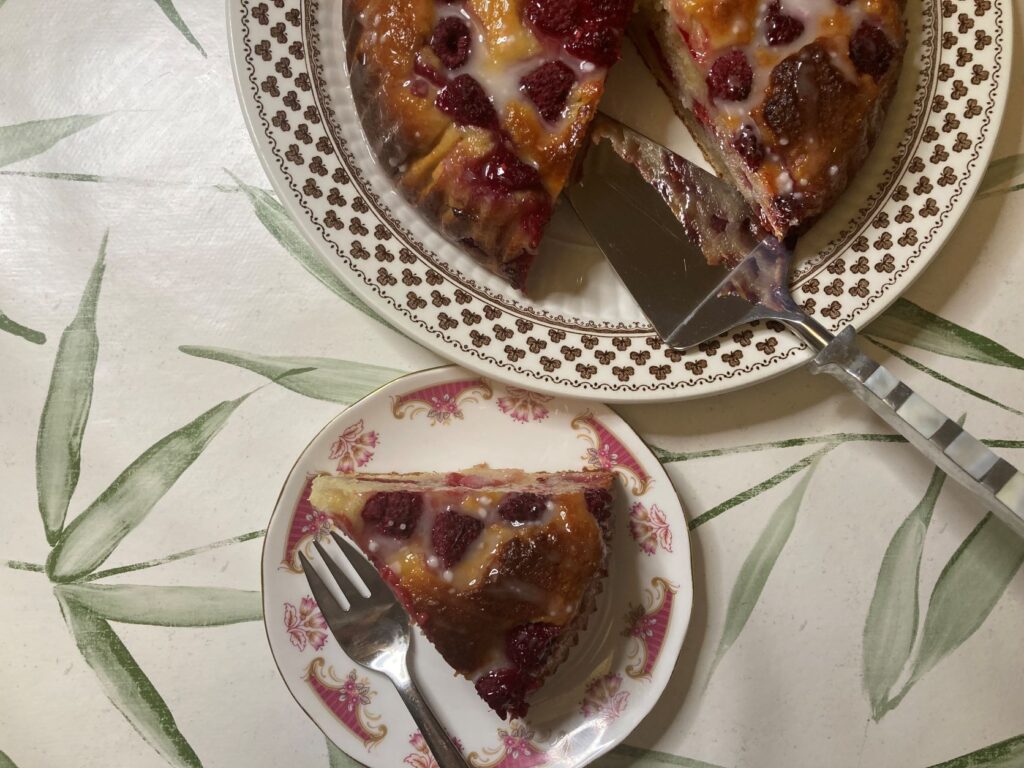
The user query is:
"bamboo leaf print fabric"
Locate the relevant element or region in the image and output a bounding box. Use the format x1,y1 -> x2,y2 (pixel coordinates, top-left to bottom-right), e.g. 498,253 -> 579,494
1,1 -> 1023,767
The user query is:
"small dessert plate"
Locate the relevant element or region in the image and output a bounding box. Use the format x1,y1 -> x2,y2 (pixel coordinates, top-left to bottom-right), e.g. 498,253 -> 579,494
262,365 -> 693,767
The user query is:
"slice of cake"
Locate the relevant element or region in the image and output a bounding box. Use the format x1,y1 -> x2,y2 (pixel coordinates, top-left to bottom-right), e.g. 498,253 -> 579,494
345,0 -> 634,288
309,467 -> 615,719
629,0 -> 906,238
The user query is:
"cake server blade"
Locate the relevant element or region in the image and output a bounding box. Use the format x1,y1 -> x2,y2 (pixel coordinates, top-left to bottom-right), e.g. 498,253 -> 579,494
565,137 -> 757,348
568,121 -> 1024,536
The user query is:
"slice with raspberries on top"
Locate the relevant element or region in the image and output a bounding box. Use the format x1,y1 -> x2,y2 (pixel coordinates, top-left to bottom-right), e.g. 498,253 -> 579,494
629,0 -> 906,239
308,466 -> 615,719
346,0 -> 634,290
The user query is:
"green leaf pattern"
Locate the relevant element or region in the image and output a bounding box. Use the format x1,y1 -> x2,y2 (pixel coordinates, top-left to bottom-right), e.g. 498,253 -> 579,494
862,466 -> 947,719
56,591 -> 202,768
35,233 -> 107,545
46,392 -> 253,582
0,114 -> 107,168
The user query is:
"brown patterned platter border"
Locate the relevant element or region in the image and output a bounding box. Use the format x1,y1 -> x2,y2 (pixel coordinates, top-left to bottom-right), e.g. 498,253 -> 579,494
228,0 -> 1010,402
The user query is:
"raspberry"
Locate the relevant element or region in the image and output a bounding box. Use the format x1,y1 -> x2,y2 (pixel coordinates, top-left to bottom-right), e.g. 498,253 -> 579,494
431,509 -> 484,568
523,0 -> 579,35
435,74 -> 498,128
706,50 -> 753,101
506,623 -> 561,670
763,2 -> 804,45
480,144 -> 543,191
849,22 -> 894,79
361,492 -> 422,539
583,487 -> 613,524
430,16 -> 472,69
565,19 -> 622,66
497,492 -> 548,523
475,668 -> 533,719
520,60 -> 577,122
732,124 -> 765,169
578,0 -> 633,27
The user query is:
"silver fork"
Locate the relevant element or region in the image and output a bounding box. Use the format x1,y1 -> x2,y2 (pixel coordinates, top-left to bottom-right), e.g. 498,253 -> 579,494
298,531 -> 469,768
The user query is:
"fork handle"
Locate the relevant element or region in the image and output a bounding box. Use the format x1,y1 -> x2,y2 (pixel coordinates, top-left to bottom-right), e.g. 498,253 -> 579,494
802,325 -> 1024,536
391,670 -> 469,768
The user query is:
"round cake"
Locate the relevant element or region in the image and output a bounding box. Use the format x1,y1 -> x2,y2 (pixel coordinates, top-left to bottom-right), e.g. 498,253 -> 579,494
344,0 -> 906,288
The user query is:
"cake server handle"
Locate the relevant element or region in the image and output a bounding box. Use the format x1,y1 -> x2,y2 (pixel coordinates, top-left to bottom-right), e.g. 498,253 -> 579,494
785,321 -> 1024,536
391,666 -> 470,768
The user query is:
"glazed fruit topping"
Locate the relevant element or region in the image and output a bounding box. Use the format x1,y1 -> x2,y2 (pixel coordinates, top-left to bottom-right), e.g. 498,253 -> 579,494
565,19 -> 622,65
497,492 -> 548,523
732,124 -> 765,169
477,143 -> 544,192
583,487 -> 613,525
523,0 -> 630,64
520,60 -> 577,121
431,509 -> 484,568
474,668 -> 533,719
763,2 -> 804,46
506,622 -> 561,670
435,74 -> 499,128
523,0 -> 579,36
362,492 -> 423,539
849,22 -> 894,79
430,16 -> 472,70
706,50 -> 753,101
579,0 -> 634,28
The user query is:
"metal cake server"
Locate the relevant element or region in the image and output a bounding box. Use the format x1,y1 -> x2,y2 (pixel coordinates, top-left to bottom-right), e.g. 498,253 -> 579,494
568,122 -> 1024,536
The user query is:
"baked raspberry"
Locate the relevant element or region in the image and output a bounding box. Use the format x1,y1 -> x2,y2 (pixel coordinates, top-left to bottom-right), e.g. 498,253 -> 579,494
732,124 -> 765,169
523,0 -> 579,35
497,492 -> 548,523
583,487 -> 613,525
507,623 -> 561,670
435,74 -> 498,128
361,492 -> 422,539
477,143 -> 543,192
706,50 -> 753,101
565,19 -> 622,66
849,22 -> 894,79
578,0 -> 633,27
431,509 -> 484,568
520,60 -> 577,122
474,668 -> 533,719
430,16 -> 472,70
763,2 -> 804,45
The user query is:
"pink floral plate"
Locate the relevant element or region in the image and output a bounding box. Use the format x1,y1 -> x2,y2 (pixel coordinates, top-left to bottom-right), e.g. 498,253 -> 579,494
262,365 -> 693,767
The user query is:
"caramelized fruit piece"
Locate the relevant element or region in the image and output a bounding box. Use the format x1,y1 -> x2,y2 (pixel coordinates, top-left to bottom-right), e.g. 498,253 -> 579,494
431,509 -> 484,567
520,60 -> 577,121
706,50 -> 753,101
763,2 -> 804,45
849,21 -> 894,79
435,74 -> 499,127
362,492 -> 423,539
497,492 -> 548,522
431,16 -> 472,69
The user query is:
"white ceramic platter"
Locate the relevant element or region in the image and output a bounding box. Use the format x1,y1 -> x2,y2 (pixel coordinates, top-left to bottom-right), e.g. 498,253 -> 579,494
227,0 -> 1010,402
262,366 -> 693,767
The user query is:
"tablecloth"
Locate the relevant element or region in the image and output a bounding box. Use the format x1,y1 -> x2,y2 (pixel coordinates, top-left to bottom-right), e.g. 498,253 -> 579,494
1,2 -> 1023,766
